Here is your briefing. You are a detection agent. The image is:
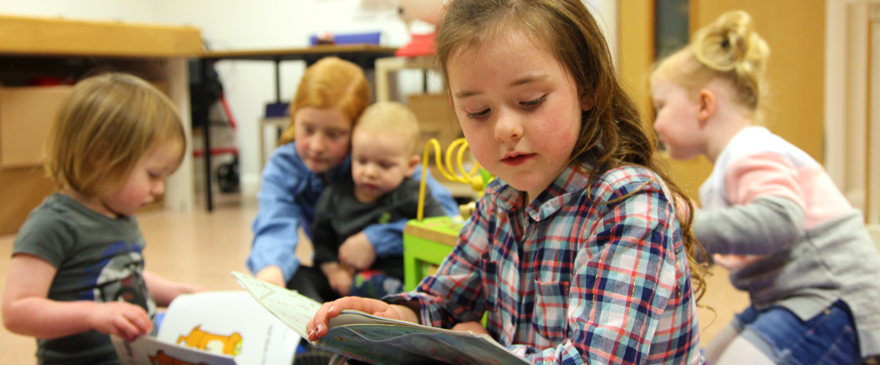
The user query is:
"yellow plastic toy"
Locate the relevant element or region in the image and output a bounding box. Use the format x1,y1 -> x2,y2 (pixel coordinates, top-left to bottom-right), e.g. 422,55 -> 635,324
417,138 -> 492,220
406,137 -> 491,291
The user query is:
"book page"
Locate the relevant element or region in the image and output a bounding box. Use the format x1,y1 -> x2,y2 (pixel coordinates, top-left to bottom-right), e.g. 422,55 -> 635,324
231,271 -> 321,338
231,271 -> 412,337
320,324 -> 529,365
232,271 -> 528,365
112,335 -> 237,365
156,291 -> 298,365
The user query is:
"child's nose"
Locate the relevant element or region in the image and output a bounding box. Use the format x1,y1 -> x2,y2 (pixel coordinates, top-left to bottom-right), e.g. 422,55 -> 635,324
152,180 -> 165,196
494,110 -> 523,141
364,163 -> 378,177
311,134 -> 327,151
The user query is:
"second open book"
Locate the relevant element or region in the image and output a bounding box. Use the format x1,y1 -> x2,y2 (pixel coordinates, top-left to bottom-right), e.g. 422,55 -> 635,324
231,271 -> 529,365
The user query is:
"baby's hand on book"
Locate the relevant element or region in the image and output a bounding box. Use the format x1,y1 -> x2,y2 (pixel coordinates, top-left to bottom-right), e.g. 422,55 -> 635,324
89,302 -> 152,341
451,321 -> 489,336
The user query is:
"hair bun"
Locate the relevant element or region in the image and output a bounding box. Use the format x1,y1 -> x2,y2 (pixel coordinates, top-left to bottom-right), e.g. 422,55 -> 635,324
692,10 -> 769,74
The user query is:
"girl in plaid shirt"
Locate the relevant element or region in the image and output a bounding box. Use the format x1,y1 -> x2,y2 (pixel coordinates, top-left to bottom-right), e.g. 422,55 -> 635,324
307,0 -> 708,363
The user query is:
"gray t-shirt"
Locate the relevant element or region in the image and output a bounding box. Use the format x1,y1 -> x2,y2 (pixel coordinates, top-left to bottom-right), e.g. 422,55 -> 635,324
12,193 -> 156,365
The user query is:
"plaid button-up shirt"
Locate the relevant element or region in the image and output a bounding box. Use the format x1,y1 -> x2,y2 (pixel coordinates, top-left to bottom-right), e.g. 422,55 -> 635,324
387,165 -> 703,364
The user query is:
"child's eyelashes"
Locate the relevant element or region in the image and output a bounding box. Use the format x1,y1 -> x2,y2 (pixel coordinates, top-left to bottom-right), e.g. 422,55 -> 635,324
464,95 -> 547,119
466,108 -> 490,120
520,95 -> 546,108
326,133 -> 340,141
354,159 -> 396,169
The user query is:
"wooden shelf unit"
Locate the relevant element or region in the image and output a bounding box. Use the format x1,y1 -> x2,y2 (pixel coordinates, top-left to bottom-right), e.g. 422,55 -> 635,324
0,14 -> 202,234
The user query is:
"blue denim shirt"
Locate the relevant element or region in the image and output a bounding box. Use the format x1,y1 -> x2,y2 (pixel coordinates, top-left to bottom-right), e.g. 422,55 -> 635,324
247,142 -> 459,282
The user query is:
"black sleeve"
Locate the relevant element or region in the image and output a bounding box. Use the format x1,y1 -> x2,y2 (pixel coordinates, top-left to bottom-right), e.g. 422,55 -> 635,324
310,187 -> 339,266
396,182 -> 451,219
420,188 -> 450,218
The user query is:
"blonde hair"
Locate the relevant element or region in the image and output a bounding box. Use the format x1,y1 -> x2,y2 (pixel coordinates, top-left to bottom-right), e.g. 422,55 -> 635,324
43,72 -> 186,198
436,0 -> 707,300
652,10 -> 770,121
278,57 -> 371,145
354,101 -> 421,155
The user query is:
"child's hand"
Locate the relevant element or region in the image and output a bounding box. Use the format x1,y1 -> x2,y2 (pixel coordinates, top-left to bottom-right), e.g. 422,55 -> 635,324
451,321 -> 489,336
338,232 -> 376,270
306,297 -> 419,342
88,302 -> 152,341
327,268 -> 354,296
255,266 -> 286,288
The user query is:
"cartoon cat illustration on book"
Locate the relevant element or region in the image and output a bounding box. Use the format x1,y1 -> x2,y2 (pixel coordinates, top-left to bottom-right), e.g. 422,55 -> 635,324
176,326 -> 242,356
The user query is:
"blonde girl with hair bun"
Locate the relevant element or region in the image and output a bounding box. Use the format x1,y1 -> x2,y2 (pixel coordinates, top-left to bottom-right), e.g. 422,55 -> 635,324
2,72 -> 206,364
248,57 -> 459,301
652,10 -> 880,364
308,0 -> 709,363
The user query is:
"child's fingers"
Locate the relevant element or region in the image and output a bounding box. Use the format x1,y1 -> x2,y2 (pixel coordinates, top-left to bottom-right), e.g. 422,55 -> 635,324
123,306 -> 153,335
307,302 -> 338,341
114,316 -> 144,341
333,296 -> 385,315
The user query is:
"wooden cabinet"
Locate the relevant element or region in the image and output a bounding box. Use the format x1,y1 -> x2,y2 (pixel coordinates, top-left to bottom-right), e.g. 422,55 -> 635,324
0,14 -> 201,235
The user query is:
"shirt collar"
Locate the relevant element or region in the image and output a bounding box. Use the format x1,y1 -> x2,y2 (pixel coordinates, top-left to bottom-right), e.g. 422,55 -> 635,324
486,165 -> 591,222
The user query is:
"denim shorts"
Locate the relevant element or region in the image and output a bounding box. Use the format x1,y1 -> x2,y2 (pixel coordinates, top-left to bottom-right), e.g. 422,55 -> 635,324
734,300 -> 862,365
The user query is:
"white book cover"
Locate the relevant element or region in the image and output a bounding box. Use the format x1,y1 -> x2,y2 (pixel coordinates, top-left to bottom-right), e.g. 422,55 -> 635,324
112,334 -> 237,365
113,290 -> 299,365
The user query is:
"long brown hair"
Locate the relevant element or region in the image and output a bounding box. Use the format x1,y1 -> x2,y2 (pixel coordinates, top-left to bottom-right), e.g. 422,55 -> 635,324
435,0 -> 707,299
278,57 -> 371,145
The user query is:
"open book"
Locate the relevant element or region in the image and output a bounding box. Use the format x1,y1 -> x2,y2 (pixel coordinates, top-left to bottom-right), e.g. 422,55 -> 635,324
231,271 -> 530,365
112,335 -> 237,365
112,291 -> 299,365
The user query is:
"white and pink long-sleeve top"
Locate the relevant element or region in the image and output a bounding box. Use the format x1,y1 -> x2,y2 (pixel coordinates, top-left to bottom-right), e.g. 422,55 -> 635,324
694,126 -> 880,357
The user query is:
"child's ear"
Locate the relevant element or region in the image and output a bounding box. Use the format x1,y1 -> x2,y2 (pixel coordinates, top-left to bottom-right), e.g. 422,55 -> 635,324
698,89 -> 716,124
581,94 -> 593,111
407,154 -> 420,176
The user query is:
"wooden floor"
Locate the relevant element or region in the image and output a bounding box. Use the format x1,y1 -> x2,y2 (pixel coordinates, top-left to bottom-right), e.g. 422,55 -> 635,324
0,193 -> 748,364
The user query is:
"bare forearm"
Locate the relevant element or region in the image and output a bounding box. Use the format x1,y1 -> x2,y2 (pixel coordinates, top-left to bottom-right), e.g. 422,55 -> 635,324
4,297 -> 99,339
143,270 -> 192,307
320,262 -> 342,277
255,266 -> 285,287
